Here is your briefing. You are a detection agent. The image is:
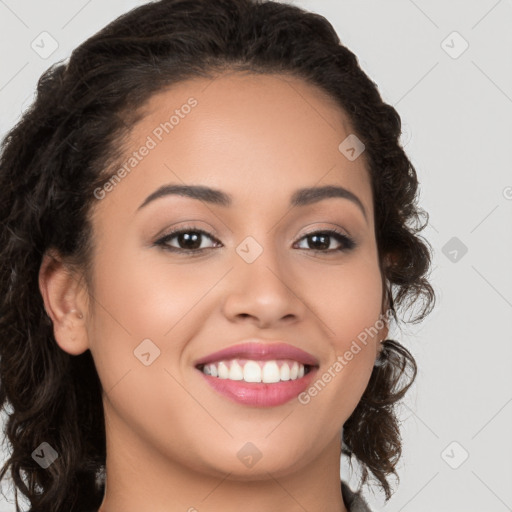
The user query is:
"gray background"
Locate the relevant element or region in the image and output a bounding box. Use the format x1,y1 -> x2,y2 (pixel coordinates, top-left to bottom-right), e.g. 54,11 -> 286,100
1,1 -> 511,511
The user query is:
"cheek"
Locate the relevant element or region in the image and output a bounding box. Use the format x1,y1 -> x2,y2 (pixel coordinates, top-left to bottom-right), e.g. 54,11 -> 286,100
298,253 -> 383,407
304,251 -> 384,344
86,243 -> 220,388
89,240 -> 212,337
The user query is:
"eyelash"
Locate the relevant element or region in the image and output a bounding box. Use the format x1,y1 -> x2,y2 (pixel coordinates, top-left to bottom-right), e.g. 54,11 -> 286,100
154,225 -> 356,255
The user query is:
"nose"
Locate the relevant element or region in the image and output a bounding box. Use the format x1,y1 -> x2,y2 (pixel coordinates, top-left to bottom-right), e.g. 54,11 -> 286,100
220,241 -> 307,329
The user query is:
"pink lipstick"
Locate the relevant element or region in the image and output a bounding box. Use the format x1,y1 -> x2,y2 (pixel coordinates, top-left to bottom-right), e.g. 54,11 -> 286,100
195,340 -> 319,407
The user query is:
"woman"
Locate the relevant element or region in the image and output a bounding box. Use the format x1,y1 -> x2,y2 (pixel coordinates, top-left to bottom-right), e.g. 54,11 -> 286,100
0,0 -> 435,511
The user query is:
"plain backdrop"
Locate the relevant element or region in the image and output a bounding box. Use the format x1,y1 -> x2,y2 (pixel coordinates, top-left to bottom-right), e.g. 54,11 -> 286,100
1,1 -> 511,511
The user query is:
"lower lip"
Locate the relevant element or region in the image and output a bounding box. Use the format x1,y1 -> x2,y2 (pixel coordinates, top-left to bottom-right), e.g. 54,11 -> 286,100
197,367 -> 318,407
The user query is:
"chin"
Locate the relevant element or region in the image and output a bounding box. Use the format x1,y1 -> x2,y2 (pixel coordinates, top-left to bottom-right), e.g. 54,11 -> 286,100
192,438 -> 318,481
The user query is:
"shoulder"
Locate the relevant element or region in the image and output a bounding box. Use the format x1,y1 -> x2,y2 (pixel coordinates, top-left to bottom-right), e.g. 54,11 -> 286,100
341,480 -> 374,512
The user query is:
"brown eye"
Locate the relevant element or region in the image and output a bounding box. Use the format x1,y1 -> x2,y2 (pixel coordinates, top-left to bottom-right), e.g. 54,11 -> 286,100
155,226 -> 356,255
156,227 -> 220,253
295,230 -> 356,252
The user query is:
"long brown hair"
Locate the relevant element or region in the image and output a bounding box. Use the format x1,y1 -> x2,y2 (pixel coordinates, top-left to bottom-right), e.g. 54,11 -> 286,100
0,0 -> 435,510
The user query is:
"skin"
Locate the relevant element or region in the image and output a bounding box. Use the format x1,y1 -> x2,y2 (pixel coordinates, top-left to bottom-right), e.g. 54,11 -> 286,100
39,71 -> 388,512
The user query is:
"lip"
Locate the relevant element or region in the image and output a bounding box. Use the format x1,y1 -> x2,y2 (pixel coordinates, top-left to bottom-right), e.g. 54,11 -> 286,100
194,339 -> 320,407
198,368 -> 318,407
194,339 -> 320,367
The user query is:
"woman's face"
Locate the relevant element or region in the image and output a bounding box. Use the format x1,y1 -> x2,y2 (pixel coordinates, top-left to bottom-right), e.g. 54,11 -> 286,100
81,72 -> 387,481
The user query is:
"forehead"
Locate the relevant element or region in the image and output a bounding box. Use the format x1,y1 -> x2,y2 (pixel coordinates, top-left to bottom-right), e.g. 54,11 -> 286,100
93,71 -> 373,225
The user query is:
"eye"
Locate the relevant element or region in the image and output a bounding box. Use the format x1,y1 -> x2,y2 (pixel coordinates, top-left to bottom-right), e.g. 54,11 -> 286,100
294,229 -> 356,253
155,225 -> 220,254
154,226 -> 356,254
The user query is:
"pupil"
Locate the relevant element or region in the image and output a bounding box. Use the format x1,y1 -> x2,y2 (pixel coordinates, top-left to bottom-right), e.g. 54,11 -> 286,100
180,232 -> 201,249
310,234 -> 328,250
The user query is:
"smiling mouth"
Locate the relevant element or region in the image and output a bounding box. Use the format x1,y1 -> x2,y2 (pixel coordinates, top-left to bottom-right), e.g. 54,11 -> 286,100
196,358 -> 315,384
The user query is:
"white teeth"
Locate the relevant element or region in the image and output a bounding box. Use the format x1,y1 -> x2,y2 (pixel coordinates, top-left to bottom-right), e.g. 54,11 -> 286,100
200,359 -> 309,383
243,361 -> 262,382
290,361 -> 299,380
228,360 -> 244,380
218,361 -> 229,379
280,363 -> 290,381
261,361 -> 280,383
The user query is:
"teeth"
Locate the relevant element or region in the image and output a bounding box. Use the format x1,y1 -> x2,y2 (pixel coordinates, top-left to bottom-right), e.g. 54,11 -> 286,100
218,361 -> 229,379
228,360 -> 244,380
280,363 -> 290,381
261,361 -> 280,383
244,361 -> 262,382
201,359 -> 309,383
290,361 -> 299,380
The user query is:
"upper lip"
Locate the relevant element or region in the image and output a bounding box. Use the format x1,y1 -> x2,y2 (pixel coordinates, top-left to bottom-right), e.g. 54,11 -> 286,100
194,339 -> 320,367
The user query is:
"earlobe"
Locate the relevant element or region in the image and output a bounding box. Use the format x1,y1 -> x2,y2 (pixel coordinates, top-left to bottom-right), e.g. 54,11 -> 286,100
38,250 -> 90,356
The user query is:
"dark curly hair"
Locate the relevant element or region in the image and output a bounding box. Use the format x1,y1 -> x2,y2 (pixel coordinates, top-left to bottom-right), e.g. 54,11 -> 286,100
0,0 -> 435,510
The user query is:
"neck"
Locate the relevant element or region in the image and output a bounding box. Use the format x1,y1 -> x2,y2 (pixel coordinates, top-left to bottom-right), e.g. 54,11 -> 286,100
98,413 -> 348,512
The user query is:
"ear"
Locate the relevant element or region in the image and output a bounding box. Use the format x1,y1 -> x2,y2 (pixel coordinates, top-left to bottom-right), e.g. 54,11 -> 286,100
38,249 -> 90,356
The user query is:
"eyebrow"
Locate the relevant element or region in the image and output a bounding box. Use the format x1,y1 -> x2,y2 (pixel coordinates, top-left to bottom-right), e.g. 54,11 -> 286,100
137,184 -> 367,220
